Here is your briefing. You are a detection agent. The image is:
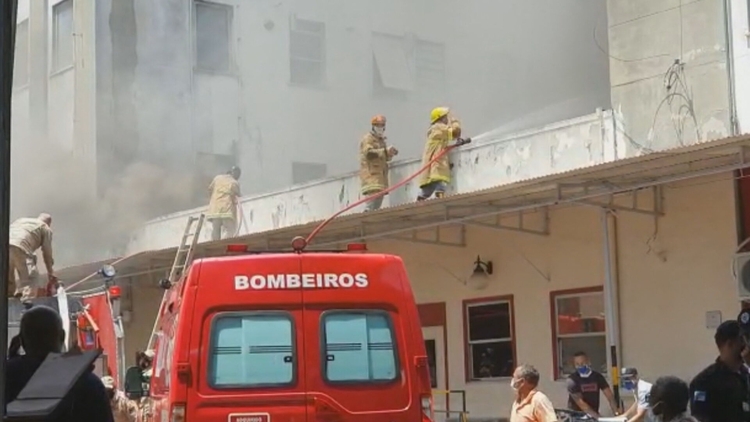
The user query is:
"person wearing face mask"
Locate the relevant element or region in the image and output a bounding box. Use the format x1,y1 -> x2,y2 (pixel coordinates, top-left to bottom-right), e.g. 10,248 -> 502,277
359,115 -> 398,212
566,351 -> 621,418
648,376 -> 697,422
5,305 -> 114,421
621,367 -> 654,422
689,320 -> 750,422
509,364 -> 558,422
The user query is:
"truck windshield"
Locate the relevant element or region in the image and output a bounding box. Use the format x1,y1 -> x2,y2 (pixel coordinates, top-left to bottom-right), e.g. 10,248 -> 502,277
208,312 -> 295,388
321,311 -> 398,383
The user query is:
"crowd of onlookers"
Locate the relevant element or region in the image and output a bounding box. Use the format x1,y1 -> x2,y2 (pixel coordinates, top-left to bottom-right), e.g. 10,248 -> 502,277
510,320 -> 750,422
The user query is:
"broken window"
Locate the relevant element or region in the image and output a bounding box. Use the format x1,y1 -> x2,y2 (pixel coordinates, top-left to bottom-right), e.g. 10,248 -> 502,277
289,17 -> 326,86
194,1 -> 233,73
52,0 -> 74,73
13,20 -> 29,87
372,32 -> 414,98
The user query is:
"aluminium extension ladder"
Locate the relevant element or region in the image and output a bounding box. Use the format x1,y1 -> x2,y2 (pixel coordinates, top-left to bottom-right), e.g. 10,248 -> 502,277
146,213 -> 206,350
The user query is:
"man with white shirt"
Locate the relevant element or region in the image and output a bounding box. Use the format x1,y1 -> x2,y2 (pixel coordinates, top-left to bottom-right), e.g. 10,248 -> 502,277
622,367 -> 653,422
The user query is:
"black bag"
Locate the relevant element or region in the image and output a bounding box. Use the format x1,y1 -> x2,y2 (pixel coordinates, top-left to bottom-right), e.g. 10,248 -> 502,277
6,349 -> 101,422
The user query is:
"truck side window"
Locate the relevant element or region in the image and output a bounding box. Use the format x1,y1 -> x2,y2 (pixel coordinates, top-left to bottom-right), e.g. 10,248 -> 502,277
208,313 -> 295,388
321,311 -> 398,383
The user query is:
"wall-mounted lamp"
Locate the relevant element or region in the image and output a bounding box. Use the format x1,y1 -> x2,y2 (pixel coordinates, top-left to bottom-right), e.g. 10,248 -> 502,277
472,255 -> 493,276
468,255 -> 493,290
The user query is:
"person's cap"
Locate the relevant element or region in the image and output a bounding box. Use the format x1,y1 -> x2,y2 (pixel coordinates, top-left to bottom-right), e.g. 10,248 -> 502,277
621,367 -> 638,378
101,376 -> 115,389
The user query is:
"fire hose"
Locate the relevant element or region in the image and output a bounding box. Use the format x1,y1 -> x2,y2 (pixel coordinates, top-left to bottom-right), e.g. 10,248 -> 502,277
304,137 -> 472,245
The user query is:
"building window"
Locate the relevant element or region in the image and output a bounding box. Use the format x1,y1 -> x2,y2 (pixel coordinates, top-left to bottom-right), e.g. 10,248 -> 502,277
52,0 -> 74,73
372,33 -> 413,99
463,297 -> 515,380
194,1 -> 233,73
289,17 -> 325,86
321,311 -> 398,383
13,20 -> 29,88
292,161 -> 327,184
414,39 -> 445,91
551,288 -> 607,378
207,313 -> 295,388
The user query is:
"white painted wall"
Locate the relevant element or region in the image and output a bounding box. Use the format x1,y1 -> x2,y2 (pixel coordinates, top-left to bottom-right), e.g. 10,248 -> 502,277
191,0 -> 611,193
370,173 -> 738,418
126,110 -> 619,252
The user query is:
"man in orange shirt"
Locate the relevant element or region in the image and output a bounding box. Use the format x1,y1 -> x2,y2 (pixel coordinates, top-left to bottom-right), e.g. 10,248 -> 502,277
510,364 -> 559,422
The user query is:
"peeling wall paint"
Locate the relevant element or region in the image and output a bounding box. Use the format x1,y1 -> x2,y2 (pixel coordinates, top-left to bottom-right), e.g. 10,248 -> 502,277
126,110 -> 623,252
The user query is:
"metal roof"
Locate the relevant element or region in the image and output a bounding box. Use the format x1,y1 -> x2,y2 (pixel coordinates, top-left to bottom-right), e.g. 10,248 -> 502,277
59,134 -> 750,288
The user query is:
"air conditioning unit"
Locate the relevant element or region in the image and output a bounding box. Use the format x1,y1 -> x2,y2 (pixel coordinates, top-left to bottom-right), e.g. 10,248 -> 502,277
734,252 -> 750,298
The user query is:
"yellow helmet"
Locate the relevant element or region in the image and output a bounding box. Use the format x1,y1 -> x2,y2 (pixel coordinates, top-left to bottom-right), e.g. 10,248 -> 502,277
430,107 -> 450,123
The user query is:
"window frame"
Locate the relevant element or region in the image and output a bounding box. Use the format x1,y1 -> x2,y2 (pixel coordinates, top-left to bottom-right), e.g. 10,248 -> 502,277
319,309 -> 401,386
206,311 -> 298,390
13,19 -> 29,89
51,0 -> 74,74
413,38 -> 446,92
462,295 -> 517,382
288,16 -> 326,87
549,286 -> 606,380
192,0 -> 235,75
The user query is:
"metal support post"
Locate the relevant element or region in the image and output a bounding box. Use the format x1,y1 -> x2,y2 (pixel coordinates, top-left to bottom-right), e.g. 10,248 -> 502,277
0,0 -> 19,415
601,207 -> 622,408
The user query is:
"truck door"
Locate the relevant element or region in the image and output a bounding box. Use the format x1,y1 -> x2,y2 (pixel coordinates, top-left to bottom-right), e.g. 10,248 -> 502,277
188,256 -> 307,422
301,256 -> 414,422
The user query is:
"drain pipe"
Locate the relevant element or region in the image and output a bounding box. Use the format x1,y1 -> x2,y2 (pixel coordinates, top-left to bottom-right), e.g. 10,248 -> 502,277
601,208 -> 622,407
724,0 -> 740,135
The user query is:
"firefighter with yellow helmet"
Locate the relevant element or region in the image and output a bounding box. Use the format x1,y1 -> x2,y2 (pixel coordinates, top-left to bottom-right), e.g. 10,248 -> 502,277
417,107 -> 463,201
360,114 -> 399,211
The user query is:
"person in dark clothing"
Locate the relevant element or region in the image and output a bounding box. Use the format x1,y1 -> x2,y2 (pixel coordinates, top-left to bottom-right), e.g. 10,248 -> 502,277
5,305 -> 114,422
689,320 -> 750,422
566,351 -> 621,418
648,376 -> 697,422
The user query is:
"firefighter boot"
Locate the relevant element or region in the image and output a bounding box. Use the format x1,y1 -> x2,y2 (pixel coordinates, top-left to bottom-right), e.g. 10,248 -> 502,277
417,195 -> 427,201
435,191 -> 445,199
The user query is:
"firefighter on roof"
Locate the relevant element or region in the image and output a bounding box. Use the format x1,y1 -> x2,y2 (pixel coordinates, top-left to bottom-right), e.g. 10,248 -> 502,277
207,166 -> 242,241
102,376 -> 140,422
8,213 -> 56,301
360,115 -> 398,212
418,107 -> 462,201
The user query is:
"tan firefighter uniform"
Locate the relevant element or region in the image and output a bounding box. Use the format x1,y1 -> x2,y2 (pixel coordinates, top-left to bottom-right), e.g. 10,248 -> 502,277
419,108 -> 462,189
359,132 -> 393,195
8,215 -> 54,299
207,169 -> 242,240
102,376 -> 140,422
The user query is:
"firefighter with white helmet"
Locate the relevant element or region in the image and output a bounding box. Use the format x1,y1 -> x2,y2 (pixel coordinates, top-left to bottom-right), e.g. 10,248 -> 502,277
102,375 -> 140,422
417,107 -> 462,201
359,114 -> 398,212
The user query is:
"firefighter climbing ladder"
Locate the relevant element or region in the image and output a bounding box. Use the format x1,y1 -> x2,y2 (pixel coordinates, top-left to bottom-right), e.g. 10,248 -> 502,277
146,213 -> 205,350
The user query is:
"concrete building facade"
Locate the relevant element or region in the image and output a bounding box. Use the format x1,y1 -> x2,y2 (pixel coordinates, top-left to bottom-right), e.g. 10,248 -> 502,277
29,0 -> 750,419
11,0 -> 610,199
